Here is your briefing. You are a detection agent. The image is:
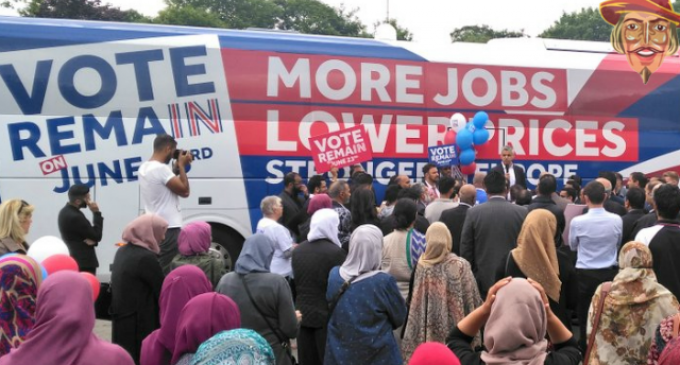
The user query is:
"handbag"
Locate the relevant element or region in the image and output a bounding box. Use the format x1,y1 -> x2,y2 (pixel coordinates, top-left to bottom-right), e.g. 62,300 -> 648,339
240,274 -> 298,365
583,281 -> 612,364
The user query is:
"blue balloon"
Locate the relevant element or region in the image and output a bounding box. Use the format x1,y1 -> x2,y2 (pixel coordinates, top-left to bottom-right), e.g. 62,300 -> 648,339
41,265 -> 48,281
459,149 -> 476,166
456,129 -> 474,150
473,128 -> 490,145
473,111 -> 489,129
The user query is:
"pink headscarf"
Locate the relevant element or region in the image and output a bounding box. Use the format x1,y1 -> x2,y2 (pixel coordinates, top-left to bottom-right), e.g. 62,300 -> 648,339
178,222 -> 211,256
122,214 -> 168,254
0,271 -> 134,365
307,193 -> 332,215
172,293 -> 241,363
409,342 -> 461,365
140,266 -> 212,365
480,278 -> 548,365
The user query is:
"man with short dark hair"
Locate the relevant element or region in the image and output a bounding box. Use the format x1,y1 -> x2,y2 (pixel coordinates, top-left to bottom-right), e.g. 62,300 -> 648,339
631,180 -> 664,238
621,187 -> 647,244
424,176 -> 458,223
635,184 -> 680,298
440,184 -> 476,255
307,175 -> 327,197
528,174 -> 566,246
560,187 -> 577,203
515,189 -> 533,206
380,185 -> 430,235
279,172 -> 308,238
422,163 -> 440,203
491,145 -> 527,189
600,171 -> 625,206
569,181 -> 622,351
460,170 -> 527,297
139,134 -> 193,274
57,184 -> 103,275
328,181 -> 352,251
388,175 -> 411,189
628,172 -> 649,190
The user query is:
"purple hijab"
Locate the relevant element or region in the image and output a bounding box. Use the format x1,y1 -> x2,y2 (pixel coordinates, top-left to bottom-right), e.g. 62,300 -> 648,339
140,266 -> 212,365
0,271 -> 134,365
307,194 -> 332,215
171,292 -> 241,364
178,222 -> 212,256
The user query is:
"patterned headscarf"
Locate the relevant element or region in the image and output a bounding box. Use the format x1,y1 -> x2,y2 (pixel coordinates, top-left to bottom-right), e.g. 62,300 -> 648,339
589,242 -> 679,364
190,329 -> 275,365
0,255 -> 42,355
511,210 -> 561,302
418,223 -> 452,268
178,222 -> 212,256
121,214 -> 168,254
407,228 -> 427,270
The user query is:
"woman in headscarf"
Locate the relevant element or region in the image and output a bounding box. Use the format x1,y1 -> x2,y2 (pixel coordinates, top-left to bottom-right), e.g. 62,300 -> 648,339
0,271 -> 134,365
216,233 -> 299,365
325,224 -> 407,365
169,222 -> 226,289
447,278 -> 582,365
291,209 -> 346,365
111,214 -> 168,364
298,194 -> 333,243
190,329 -> 275,365
408,342 -> 461,365
140,266 -> 212,365
586,242 -> 679,364
0,199 -> 34,255
172,292 -> 241,365
648,313 -> 680,364
382,198 -> 423,300
494,209 -> 578,330
0,255 -> 42,355
401,223 -> 482,363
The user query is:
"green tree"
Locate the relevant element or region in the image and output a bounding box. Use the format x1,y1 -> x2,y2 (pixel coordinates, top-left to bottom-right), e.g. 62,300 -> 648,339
274,0 -> 365,36
19,0 -> 149,22
154,5 -> 225,28
164,0 -> 281,29
539,7 -> 610,41
373,18 -> 414,41
450,25 -> 526,43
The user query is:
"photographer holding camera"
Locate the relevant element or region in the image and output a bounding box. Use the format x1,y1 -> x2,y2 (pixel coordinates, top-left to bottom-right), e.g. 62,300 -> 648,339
138,134 -> 193,275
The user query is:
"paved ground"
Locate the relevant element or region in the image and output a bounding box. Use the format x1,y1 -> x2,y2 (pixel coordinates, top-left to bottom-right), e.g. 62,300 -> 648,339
94,319 -> 112,342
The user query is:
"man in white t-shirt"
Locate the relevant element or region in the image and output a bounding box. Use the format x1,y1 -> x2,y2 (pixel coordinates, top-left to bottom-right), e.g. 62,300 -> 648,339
138,134 -> 193,275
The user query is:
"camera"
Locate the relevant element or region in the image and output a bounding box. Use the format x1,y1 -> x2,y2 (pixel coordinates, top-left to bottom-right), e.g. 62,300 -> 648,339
173,149 -> 187,160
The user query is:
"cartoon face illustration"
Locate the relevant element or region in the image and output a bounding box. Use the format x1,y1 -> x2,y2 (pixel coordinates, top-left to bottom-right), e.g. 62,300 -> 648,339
600,0 -> 680,84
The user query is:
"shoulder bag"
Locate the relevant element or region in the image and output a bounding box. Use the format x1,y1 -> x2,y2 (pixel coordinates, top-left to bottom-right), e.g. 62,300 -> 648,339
584,281 -> 612,364
240,274 -> 298,365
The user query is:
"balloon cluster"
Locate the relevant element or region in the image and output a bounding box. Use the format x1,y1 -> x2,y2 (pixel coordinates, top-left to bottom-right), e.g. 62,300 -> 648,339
0,236 -> 100,301
443,111 -> 491,175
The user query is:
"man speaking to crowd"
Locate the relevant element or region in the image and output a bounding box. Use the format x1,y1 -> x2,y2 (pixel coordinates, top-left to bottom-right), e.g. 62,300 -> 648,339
139,134 -> 193,275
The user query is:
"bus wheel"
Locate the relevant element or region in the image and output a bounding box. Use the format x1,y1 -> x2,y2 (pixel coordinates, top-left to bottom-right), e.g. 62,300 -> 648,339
209,224 -> 244,273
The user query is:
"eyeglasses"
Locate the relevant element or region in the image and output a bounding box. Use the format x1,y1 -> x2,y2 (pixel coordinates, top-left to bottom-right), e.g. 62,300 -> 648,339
17,200 -> 28,215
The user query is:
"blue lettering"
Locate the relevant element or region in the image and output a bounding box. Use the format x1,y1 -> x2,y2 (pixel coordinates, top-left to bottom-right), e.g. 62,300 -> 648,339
125,156 -> 143,182
71,163 -> 96,188
201,147 -> 213,159
54,169 -> 71,193
0,60 -> 52,115
115,50 -> 164,102
8,122 -> 46,161
169,46 -> 215,97
83,111 -> 128,151
58,55 -> 117,109
132,107 -> 165,144
47,117 -> 81,155
98,160 -> 123,186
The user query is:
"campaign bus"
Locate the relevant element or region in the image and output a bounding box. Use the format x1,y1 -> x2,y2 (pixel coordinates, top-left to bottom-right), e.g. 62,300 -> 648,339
1,17 -> 679,280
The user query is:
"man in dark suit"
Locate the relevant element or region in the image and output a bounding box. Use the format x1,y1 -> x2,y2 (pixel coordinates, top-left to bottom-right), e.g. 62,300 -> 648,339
528,174 -> 565,247
491,145 -> 527,189
460,170 -> 527,297
57,184 -> 103,274
621,187 -> 647,245
440,184 -> 476,255
279,172 -> 308,239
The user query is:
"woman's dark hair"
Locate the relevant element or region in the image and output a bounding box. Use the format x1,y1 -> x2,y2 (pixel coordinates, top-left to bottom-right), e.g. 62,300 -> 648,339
350,188 -> 378,231
383,185 -> 402,205
392,198 -> 417,231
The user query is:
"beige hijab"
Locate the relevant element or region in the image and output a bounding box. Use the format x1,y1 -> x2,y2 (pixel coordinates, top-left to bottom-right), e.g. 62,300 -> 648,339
512,209 -> 561,302
418,223 -> 452,268
121,214 -> 168,254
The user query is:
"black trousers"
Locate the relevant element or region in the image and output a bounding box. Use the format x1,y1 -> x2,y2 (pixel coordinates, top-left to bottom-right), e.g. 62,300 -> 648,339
297,326 -> 327,365
576,267 -> 617,351
158,227 -> 180,276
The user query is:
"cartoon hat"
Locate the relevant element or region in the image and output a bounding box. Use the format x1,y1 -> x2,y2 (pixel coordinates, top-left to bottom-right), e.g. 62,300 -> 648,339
600,0 -> 680,25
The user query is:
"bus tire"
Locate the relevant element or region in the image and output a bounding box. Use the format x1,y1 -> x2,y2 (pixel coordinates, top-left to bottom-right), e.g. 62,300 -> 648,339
209,224 -> 244,272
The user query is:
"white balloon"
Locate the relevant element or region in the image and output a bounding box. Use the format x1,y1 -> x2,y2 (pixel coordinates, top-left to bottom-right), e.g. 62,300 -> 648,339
449,113 -> 467,132
27,235 -> 70,263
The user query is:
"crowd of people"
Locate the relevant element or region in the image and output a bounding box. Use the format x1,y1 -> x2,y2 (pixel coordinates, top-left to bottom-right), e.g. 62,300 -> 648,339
2,135 -> 680,364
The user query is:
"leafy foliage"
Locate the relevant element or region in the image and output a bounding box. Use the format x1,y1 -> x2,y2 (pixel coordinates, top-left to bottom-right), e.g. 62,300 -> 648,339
20,0 -> 148,21
450,25 -> 526,43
